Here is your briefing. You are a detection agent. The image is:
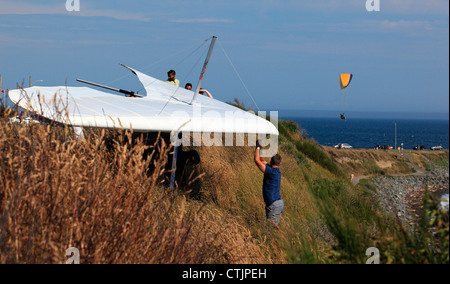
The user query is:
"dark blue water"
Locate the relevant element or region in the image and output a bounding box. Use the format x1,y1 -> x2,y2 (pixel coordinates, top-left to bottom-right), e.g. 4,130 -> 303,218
285,117 -> 449,150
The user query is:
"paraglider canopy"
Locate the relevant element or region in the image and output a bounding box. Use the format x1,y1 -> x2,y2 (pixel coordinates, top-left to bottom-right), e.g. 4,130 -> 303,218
339,74 -> 353,121
340,74 -> 353,90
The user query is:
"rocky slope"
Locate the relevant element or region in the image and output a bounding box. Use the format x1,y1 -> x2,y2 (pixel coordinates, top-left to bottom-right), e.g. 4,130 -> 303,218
372,167 -> 449,225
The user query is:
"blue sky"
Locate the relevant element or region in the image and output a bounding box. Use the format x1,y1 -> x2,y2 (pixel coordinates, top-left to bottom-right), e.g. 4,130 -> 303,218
0,0 -> 449,116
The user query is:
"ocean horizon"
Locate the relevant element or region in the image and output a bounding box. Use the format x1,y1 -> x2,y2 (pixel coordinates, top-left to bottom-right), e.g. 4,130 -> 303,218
278,109 -> 449,121
282,116 -> 449,150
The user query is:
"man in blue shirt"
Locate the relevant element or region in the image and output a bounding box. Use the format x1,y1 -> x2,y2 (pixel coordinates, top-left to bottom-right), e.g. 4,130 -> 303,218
254,141 -> 284,226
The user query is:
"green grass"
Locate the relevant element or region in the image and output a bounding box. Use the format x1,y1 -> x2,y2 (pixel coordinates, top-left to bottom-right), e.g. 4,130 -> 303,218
295,140 -> 346,178
357,178 -> 378,192
361,160 -> 386,176
424,152 -> 449,169
274,118 -> 448,264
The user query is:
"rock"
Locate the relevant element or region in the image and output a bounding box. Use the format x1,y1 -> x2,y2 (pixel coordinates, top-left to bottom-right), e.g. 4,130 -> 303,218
373,168 -> 449,224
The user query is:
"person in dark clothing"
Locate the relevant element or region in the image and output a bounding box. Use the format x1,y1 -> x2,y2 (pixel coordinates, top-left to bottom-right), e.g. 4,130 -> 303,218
254,140 -> 284,225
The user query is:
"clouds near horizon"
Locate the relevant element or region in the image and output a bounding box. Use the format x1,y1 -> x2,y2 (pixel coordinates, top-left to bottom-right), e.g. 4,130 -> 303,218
0,0 -> 448,114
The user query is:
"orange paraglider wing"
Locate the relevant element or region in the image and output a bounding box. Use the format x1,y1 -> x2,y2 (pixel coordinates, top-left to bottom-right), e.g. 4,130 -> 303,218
340,74 -> 353,90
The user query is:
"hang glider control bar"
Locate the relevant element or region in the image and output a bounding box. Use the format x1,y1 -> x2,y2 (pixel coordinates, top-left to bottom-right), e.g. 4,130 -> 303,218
77,79 -> 140,97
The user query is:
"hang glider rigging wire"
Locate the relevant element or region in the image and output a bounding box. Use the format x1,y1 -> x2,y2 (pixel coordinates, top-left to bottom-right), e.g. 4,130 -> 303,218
159,38 -> 264,116
103,37 -> 211,89
158,43 -> 211,115
136,37 -> 212,95
217,39 -> 261,113
91,36 -> 263,119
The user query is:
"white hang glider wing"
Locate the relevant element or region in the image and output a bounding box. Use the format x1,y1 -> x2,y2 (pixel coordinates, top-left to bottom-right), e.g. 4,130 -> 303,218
8,65 -> 279,136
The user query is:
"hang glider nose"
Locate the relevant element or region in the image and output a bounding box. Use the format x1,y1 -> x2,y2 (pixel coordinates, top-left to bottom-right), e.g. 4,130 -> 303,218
120,64 -> 153,97
119,64 -> 195,104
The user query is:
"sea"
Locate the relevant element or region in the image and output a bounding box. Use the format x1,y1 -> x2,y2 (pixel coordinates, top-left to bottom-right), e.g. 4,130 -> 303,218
283,117 -> 449,150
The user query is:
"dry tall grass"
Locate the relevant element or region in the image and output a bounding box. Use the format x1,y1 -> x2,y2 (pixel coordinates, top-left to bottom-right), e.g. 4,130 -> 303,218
0,112 -> 265,264
3,108 -> 444,264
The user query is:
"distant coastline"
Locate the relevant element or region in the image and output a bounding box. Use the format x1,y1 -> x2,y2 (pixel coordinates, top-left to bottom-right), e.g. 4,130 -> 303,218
281,116 -> 449,150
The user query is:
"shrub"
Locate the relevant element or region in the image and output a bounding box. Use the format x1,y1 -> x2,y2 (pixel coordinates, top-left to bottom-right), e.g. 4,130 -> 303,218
0,117 -> 262,264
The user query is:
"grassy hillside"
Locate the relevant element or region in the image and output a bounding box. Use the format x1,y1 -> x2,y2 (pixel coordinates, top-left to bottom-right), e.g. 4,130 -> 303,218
325,147 -> 449,177
184,119 -> 449,264
0,112 -> 448,264
325,148 -> 412,176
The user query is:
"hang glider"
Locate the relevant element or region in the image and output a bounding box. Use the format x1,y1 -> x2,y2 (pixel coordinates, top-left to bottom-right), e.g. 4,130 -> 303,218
7,36 -> 279,190
8,45 -> 278,137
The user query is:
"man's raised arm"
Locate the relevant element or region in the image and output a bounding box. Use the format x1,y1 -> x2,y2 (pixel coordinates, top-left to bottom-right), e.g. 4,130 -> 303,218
254,141 -> 267,173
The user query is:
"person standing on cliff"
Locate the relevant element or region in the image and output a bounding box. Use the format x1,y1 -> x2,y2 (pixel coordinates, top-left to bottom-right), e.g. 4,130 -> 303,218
254,140 -> 284,226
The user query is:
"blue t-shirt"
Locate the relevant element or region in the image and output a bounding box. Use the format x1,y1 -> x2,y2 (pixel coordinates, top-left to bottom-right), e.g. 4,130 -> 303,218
263,165 -> 282,206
